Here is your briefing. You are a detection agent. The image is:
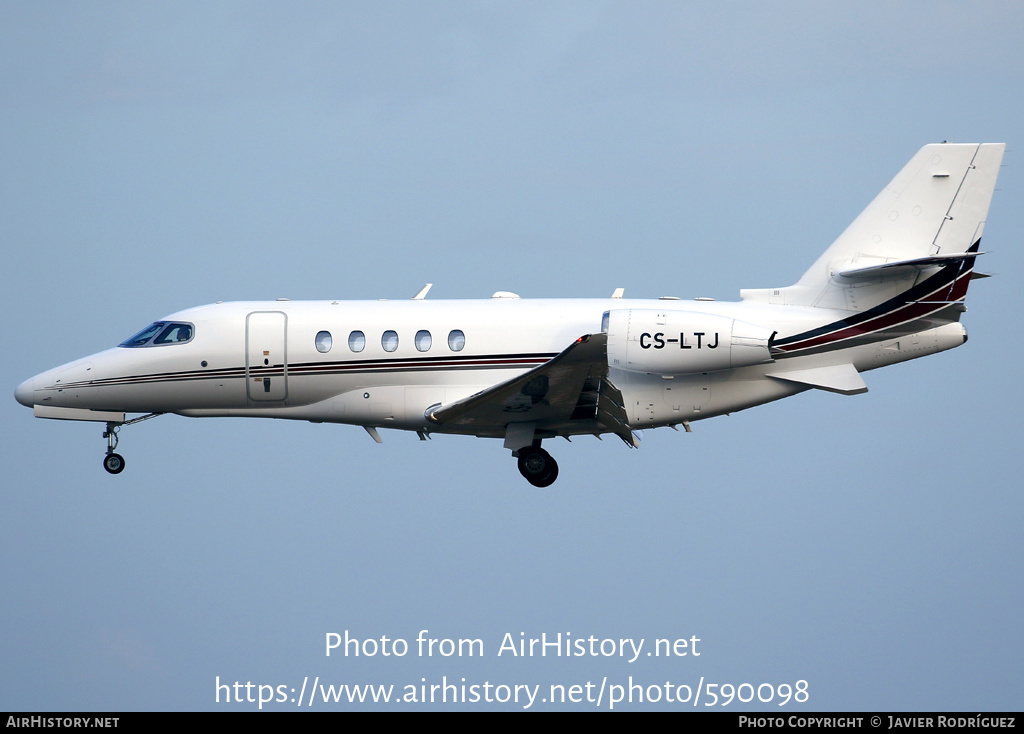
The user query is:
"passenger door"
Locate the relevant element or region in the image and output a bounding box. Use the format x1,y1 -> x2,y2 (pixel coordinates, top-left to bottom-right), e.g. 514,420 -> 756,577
246,311 -> 287,401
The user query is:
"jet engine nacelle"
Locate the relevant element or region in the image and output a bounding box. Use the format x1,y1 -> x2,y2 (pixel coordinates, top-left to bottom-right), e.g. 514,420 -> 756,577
605,308 -> 775,375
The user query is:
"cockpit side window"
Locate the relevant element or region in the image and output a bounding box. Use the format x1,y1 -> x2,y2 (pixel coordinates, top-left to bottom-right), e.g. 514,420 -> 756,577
119,321 -> 195,347
154,323 -> 193,344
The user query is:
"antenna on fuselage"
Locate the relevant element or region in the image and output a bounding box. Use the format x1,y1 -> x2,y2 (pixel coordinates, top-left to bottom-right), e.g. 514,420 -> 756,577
412,283 -> 433,300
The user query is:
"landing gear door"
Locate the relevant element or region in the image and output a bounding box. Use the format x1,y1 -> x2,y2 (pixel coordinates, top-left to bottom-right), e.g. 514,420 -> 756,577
246,311 -> 288,402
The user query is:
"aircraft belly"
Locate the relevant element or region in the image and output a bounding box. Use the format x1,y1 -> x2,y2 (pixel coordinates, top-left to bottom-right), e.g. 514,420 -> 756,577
178,378 -> 501,430
702,372 -> 807,418
611,366 -> 814,427
614,372 -> 712,427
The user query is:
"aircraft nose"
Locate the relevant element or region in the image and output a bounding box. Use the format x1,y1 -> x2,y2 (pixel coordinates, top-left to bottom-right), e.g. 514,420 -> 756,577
15,377 -> 35,408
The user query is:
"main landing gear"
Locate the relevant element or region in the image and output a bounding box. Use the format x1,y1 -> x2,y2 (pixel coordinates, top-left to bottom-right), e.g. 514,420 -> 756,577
516,445 -> 559,487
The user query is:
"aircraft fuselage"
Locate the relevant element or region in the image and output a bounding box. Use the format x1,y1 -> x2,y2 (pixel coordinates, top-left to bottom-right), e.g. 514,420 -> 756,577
16,296 -> 964,436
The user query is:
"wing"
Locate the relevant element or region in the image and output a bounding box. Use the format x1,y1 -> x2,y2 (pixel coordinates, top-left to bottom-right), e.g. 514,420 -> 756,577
425,333 -> 636,446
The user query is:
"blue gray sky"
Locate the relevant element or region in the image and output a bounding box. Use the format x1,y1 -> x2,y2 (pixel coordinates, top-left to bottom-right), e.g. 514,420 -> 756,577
2,1 -> 1022,711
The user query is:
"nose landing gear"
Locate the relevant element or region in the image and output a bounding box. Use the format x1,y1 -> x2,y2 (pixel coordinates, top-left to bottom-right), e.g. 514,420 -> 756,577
99,413 -> 162,475
516,445 -> 559,487
102,422 -> 125,474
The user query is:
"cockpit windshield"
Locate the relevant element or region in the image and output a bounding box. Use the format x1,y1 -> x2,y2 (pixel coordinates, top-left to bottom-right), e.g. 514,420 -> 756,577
119,321 -> 195,348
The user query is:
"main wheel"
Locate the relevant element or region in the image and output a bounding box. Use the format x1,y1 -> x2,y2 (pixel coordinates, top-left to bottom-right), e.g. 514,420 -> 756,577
517,447 -> 559,487
103,453 -> 125,475
532,460 -> 558,487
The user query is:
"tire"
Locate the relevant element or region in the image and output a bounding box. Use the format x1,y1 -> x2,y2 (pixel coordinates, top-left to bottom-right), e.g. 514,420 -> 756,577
517,447 -> 558,487
518,447 -> 549,477
103,453 -> 125,475
532,461 -> 559,487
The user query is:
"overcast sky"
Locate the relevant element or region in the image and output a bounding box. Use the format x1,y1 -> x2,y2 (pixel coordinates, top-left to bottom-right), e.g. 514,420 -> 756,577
2,1 -> 1022,711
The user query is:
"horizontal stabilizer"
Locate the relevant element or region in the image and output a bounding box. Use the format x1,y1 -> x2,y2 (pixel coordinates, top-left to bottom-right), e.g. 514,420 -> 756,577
832,251 -> 984,281
765,363 -> 867,395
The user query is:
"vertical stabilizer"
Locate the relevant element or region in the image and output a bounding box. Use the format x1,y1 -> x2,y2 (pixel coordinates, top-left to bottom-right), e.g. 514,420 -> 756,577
742,143 -> 1005,311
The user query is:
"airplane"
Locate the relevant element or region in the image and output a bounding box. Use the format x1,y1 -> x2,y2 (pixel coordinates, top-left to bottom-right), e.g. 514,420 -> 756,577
14,143 -> 1004,486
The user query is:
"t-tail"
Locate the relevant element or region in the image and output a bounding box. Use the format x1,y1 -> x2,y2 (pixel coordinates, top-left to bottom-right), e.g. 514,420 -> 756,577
742,142 -> 1004,355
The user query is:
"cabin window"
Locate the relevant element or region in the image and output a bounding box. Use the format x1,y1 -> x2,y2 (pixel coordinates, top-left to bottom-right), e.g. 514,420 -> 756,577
415,330 -> 432,352
315,331 -> 333,353
348,331 -> 365,352
382,330 -> 399,352
448,329 -> 465,351
119,321 -> 195,348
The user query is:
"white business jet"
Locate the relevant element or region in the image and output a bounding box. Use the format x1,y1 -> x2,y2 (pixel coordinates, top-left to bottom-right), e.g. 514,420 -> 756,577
15,143 -> 1004,486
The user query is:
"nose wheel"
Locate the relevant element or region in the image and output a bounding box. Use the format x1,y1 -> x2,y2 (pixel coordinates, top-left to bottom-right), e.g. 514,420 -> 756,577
103,452 -> 126,474
517,446 -> 559,487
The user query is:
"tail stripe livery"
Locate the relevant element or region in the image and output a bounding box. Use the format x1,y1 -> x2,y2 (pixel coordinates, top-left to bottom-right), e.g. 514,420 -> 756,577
773,239 -> 980,355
